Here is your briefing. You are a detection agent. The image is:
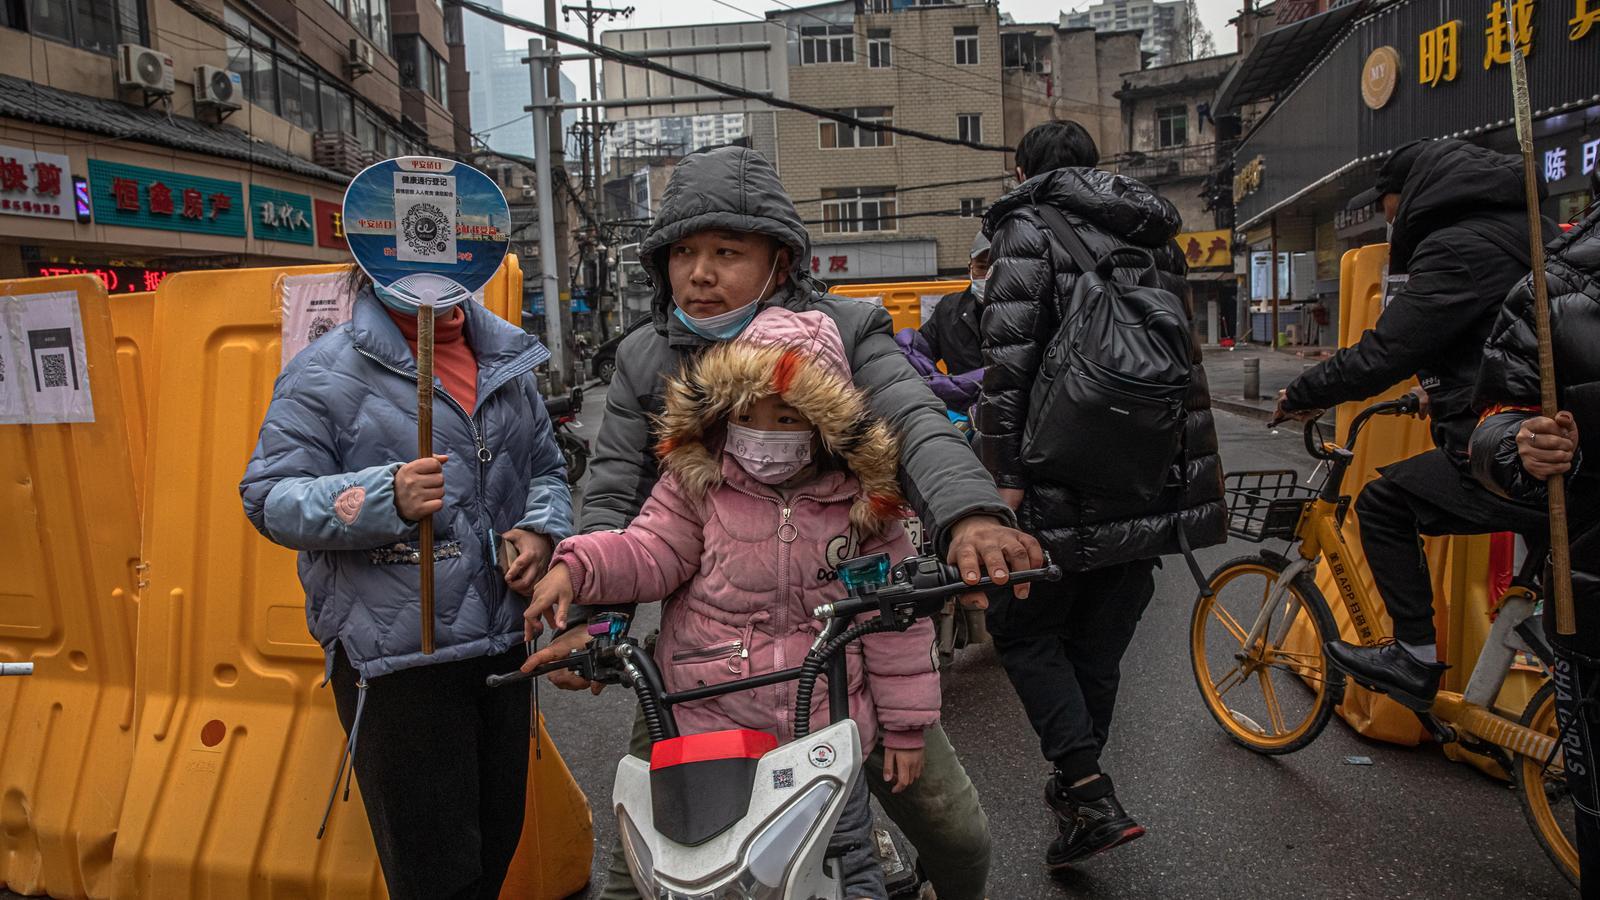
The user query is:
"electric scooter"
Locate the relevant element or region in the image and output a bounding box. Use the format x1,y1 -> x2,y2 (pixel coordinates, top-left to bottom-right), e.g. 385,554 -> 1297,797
488,552 -> 1060,899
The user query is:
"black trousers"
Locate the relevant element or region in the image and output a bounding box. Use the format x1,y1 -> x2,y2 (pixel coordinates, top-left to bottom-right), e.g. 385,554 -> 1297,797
985,559 -> 1157,783
1354,449 -> 1547,645
330,644 -> 531,900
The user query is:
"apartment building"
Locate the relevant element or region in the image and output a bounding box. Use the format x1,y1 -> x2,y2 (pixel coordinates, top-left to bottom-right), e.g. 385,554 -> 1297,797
766,0 -> 1010,278
1060,0 -> 1191,67
999,22 -> 1140,166
0,0 -> 466,282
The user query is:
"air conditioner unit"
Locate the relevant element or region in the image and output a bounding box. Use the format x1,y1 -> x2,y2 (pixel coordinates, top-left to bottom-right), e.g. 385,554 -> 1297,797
347,38 -> 376,76
521,185 -> 536,199
118,43 -> 175,96
194,65 -> 242,111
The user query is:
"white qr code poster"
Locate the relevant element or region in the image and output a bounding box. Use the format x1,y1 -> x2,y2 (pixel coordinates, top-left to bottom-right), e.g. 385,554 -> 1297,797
0,290 -> 95,424
393,170 -> 457,264
280,272 -> 355,366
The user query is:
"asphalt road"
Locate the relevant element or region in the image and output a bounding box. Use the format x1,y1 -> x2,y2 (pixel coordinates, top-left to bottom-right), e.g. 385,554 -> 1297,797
544,384 -> 1574,900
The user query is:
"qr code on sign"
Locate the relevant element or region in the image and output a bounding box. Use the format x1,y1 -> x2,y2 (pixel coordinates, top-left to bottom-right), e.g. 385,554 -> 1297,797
40,352 -> 67,388
772,767 -> 795,790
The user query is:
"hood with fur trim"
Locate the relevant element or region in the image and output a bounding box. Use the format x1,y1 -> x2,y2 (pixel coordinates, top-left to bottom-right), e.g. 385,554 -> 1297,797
652,307 -> 904,535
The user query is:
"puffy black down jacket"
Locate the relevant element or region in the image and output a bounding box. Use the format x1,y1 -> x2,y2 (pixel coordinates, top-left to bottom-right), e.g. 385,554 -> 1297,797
976,167 -> 1225,572
1473,205 -> 1600,648
1286,139 -> 1552,466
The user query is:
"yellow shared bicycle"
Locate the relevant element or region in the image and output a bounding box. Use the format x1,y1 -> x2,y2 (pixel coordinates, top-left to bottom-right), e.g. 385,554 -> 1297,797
1189,394 -> 1577,885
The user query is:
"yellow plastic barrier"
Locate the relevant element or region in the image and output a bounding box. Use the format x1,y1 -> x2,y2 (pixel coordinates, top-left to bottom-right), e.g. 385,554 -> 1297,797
109,258 -> 589,899
829,280 -> 968,334
499,715 -> 595,900
1309,244 -> 1539,750
107,291 -> 155,509
0,276 -> 142,899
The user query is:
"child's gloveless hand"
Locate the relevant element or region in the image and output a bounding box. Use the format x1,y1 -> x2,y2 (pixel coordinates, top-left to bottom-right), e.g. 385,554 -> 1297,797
524,562 -> 575,640
882,747 -> 924,794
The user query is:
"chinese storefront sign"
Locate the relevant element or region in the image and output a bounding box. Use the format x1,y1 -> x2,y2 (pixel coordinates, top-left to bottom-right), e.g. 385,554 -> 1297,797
1361,46 -> 1401,109
0,144 -> 74,221
1233,156 -> 1265,203
0,290 -> 95,424
249,185 -> 314,245
1177,230 -> 1233,269
1418,0 -> 1596,87
315,198 -> 348,250
1483,0 -> 1535,68
86,160 -> 245,237
1540,136 -> 1600,187
1419,21 -> 1460,86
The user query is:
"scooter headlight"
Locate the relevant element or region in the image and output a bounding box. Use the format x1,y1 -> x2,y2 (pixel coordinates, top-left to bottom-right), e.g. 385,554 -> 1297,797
650,780 -> 839,900
617,808 -> 655,899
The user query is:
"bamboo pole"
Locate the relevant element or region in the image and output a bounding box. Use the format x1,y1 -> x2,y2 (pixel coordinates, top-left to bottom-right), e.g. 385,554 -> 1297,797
1505,18 -> 1575,634
417,308 -> 437,654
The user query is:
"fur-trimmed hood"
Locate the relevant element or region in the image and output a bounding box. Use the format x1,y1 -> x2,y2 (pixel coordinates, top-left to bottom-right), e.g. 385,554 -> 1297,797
653,307 -> 904,534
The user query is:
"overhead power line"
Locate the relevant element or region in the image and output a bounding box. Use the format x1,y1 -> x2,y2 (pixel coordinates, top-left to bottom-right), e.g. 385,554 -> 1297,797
446,0 -> 1014,153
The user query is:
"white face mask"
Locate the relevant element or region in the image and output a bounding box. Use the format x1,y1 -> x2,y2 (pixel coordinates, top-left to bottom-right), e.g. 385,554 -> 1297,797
726,422 -> 814,484
1385,220 -> 1395,243
969,276 -> 988,300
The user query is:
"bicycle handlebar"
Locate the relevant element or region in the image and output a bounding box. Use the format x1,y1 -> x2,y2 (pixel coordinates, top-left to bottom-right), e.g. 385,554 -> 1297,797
1300,393 -> 1421,461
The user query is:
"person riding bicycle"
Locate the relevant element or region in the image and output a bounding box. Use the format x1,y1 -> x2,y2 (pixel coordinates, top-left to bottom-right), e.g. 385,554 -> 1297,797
1473,201 -> 1600,892
1274,138 -> 1556,711
525,307 -> 939,899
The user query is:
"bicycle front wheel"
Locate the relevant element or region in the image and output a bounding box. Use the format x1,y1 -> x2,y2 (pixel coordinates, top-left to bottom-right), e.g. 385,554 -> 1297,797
1515,681 -> 1580,886
1190,555 -> 1345,754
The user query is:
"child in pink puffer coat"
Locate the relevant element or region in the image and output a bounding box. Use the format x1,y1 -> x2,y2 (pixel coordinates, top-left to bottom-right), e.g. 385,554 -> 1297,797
527,306 -> 938,898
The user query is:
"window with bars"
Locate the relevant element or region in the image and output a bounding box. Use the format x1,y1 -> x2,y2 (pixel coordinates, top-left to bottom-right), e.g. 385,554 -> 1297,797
1157,105 -> 1188,148
800,25 -> 853,64
953,26 -> 979,65
960,197 -> 984,218
867,29 -> 891,68
821,187 -> 897,234
397,33 -> 448,103
957,113 -> 982,144
818,108 -> 893,149
348,0 -> 391,56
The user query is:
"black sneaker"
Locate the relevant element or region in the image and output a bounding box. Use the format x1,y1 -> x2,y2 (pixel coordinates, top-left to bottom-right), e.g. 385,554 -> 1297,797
1044,776 -> 1145,870
1324,639 -> 1448,712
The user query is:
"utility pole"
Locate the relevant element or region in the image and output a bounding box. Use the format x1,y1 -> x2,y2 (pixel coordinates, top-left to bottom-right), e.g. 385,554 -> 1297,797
527,36 -> 568,392
543,0 -> 577,390
563,1 -> 632,343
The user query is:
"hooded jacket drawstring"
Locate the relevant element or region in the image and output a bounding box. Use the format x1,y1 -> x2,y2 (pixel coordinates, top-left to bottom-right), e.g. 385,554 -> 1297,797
316,679 -> 369,839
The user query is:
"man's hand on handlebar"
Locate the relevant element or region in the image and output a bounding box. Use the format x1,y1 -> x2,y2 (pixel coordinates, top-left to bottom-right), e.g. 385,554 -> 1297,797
520,624 -> 604,694
1270,389 -> 1323,427
946,515 -> 1046,608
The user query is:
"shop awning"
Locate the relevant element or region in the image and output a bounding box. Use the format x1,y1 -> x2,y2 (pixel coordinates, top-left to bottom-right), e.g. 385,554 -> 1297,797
1213,1 -> 1369,114
0,74 -> 347,184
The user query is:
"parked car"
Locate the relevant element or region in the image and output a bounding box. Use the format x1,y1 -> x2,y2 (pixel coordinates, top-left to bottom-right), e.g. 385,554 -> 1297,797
590,316 -> 651,384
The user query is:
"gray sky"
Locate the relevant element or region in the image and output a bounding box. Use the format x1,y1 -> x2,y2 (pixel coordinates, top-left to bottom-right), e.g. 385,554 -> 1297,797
498,0 -> 1241,101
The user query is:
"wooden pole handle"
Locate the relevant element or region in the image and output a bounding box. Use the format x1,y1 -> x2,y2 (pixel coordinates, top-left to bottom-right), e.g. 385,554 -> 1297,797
417,309 -> 436,655
1509,43 -> 1576,634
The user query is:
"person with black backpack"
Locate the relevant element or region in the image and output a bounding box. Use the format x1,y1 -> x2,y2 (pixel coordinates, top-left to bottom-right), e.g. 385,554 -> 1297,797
976,120 -> 1225,870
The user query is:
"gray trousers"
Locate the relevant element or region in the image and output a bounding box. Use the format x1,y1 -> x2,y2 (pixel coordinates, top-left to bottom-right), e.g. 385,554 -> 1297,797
598,712 -> 992,900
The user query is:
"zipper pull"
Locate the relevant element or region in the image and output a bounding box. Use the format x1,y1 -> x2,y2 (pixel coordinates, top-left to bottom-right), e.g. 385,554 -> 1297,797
778,506 -> 797,543
477,445 -> 493,464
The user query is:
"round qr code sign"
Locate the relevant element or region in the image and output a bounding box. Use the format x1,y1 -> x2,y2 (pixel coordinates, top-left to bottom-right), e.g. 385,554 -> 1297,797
401,203 -> 450,257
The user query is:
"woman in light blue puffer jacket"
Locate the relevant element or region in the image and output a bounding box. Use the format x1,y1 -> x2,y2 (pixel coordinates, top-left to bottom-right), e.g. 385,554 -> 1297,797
239,278 -> 571,900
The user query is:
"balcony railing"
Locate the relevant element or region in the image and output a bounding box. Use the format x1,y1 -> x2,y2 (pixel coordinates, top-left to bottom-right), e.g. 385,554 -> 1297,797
1116,141 -> 1236,182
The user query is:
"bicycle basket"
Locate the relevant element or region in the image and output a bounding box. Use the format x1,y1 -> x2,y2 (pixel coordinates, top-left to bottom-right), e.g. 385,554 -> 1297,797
1223,470 -> 1317,542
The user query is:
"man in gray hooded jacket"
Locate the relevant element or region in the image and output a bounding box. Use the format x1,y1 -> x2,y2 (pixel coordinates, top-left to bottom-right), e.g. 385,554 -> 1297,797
531,146 -> 1035,898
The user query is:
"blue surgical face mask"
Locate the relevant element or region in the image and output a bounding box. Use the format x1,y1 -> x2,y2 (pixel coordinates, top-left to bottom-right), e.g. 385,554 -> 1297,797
671,255 -> 780,342
372,284 -> 451,318
969,276 -> 988,301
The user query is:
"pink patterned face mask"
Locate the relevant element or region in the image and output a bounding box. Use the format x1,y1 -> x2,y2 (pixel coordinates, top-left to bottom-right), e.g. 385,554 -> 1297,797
726,423 -> 814,484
